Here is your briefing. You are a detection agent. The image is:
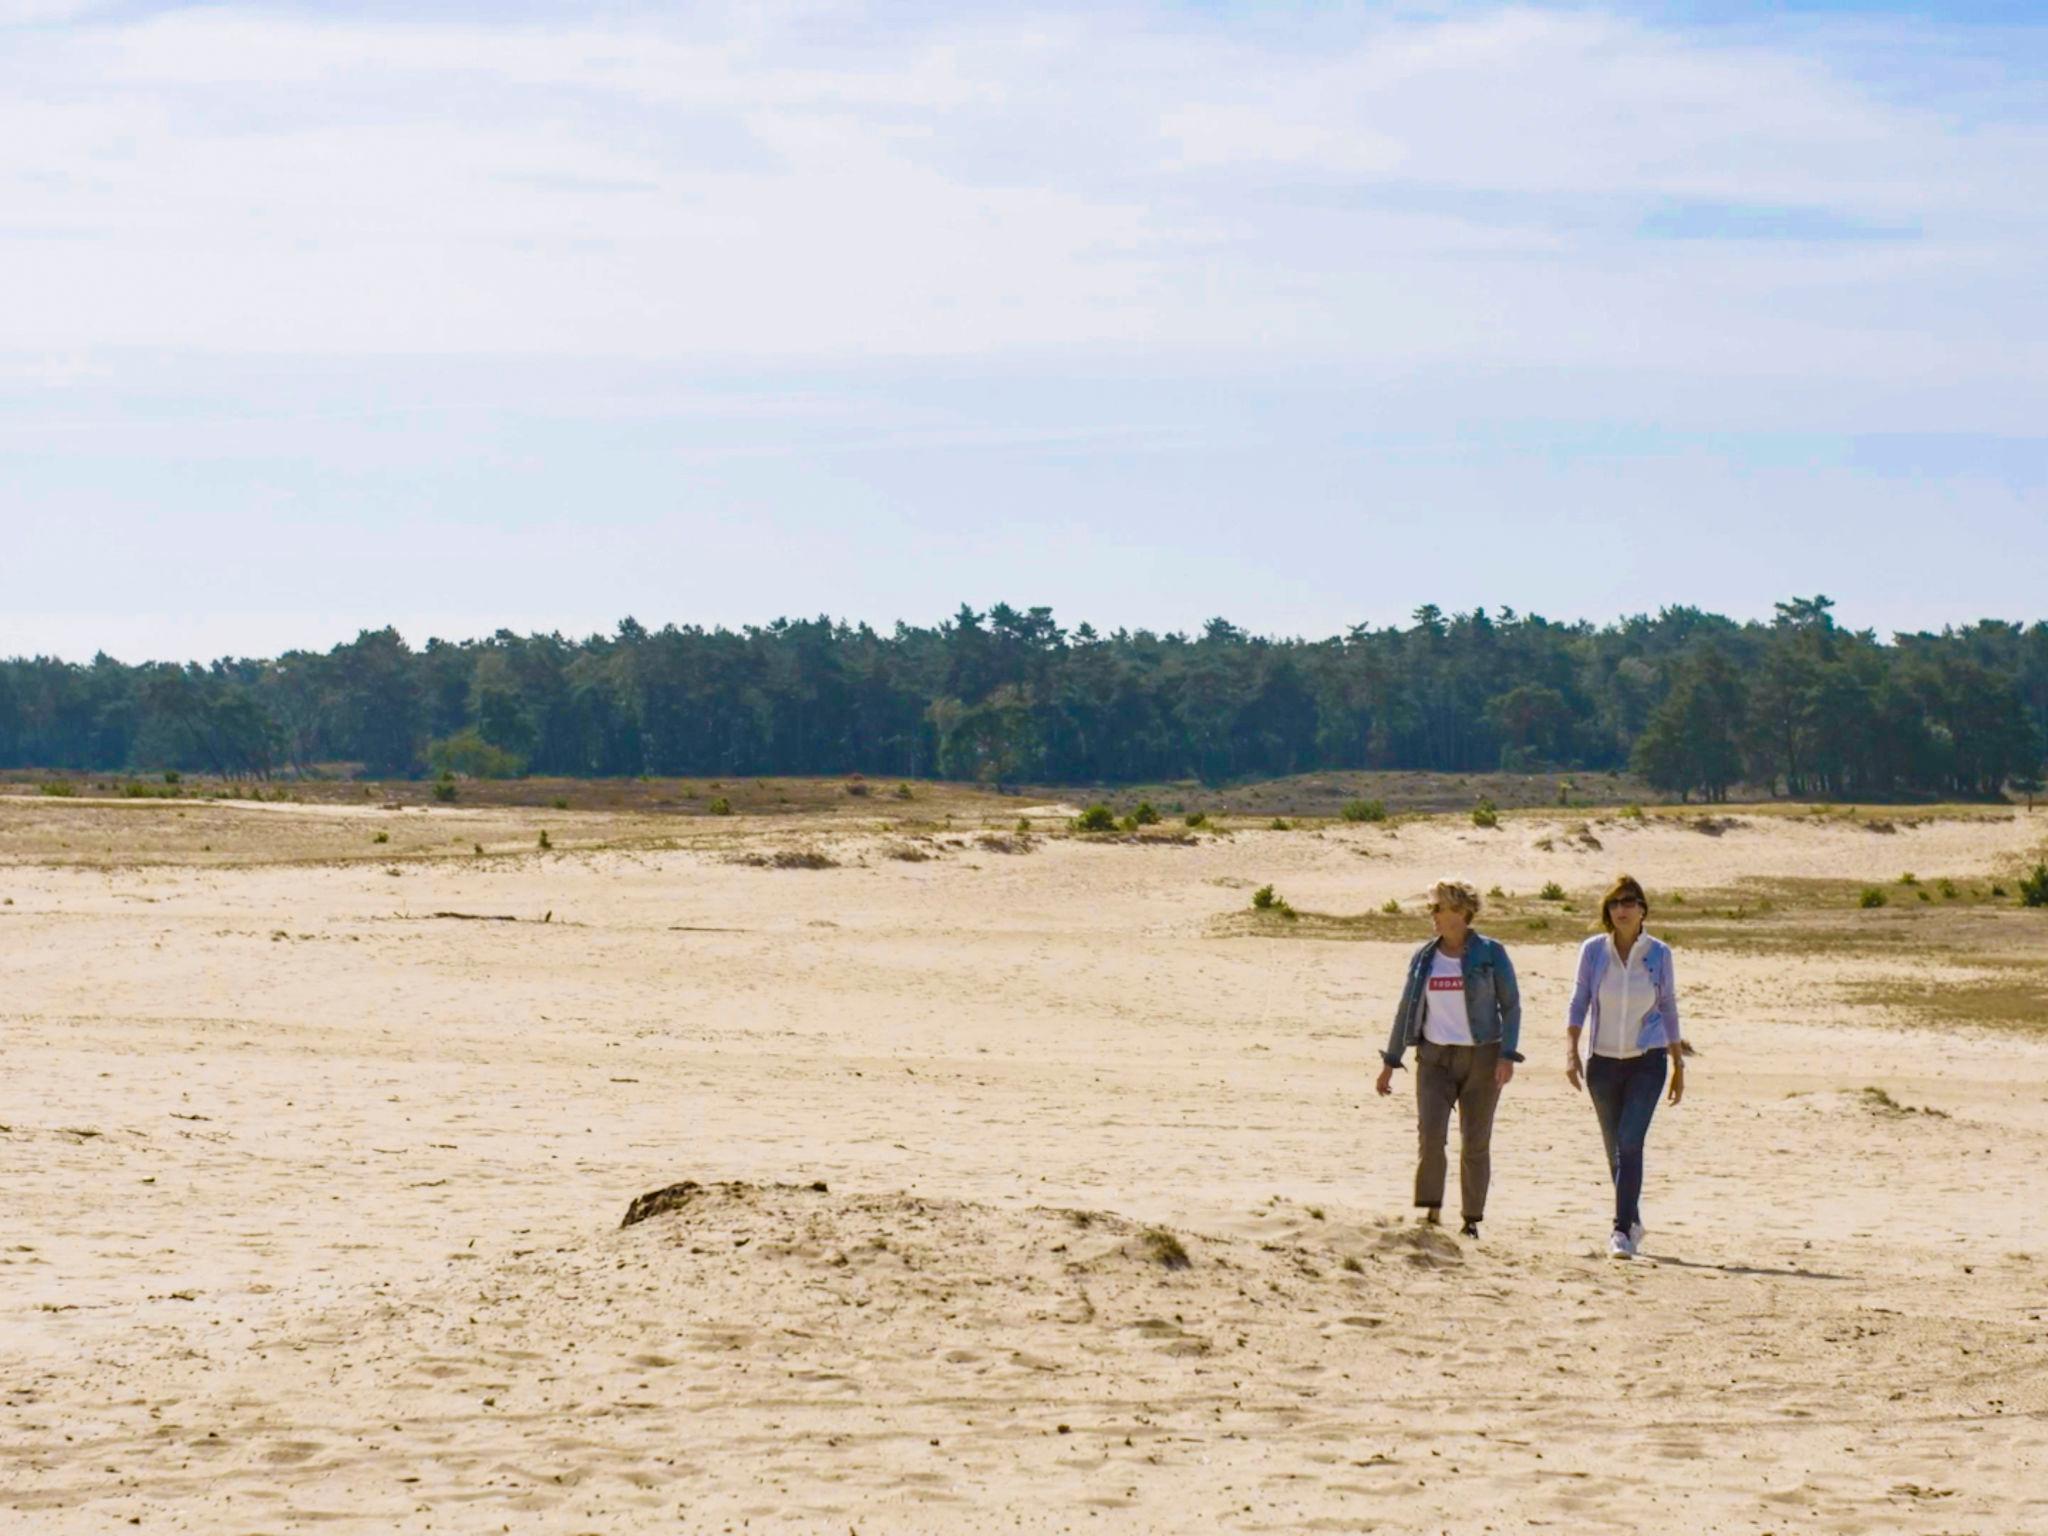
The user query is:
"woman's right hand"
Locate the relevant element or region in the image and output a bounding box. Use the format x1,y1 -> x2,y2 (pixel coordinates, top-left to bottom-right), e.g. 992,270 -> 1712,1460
1375,1064 -> 1395,1097
1565,1053 -> 1583,1091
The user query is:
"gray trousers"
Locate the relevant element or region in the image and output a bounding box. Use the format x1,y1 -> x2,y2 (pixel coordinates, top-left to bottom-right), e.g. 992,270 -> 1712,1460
1413,1039 -> 1503,1222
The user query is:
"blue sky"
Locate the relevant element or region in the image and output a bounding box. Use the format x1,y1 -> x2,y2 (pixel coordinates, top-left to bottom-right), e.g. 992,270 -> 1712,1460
4,0 -> 2044,661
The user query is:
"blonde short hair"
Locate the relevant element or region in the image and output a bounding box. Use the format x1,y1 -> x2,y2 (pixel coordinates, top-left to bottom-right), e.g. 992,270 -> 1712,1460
1429,879 -> 1482,919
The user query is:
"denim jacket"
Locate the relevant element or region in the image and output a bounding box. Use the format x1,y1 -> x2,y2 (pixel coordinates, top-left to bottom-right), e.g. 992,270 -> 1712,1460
1567,933 -> 1681,1057
1381,932 -> 1524,1069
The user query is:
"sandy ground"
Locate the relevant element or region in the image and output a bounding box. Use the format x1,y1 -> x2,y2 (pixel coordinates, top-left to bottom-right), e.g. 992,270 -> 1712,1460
3,798 -> 2047,1533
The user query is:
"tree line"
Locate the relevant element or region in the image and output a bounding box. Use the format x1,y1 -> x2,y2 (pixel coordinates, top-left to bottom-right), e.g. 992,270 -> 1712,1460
2,597 -> 2044,802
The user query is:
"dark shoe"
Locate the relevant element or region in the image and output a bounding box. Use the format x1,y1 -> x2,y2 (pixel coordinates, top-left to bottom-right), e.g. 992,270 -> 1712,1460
1460,1220 -> 1480,1239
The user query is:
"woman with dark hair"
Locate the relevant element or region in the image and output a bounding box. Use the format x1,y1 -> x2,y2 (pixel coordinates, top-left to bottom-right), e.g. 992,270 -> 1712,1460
1376,878 -> 1523,1239
1567,874 -> 1684,1259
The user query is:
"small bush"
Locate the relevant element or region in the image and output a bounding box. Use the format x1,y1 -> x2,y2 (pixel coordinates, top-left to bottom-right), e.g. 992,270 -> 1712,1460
432,780 -> 457,803
537,830 -> 552,851
426,729 -> 525,780
1539,881 -> 1566,901
708,797 -> 733,816
1251,884 -> 1278,910
1340,799 -> 1387,823
1487,885 -> 1505,899
1471,800 -> 1500,829
2019,863 -> 2048,908
372,831 -> 390,845
551,797 -> 570,811
1269,817 -> 1291,831
1991,883 -> 2008,898
1118,814 -> 1139,832
845,779 -> 871,798
37,781 -> 75,797
1381,898 -> 1401,915
1917,889 -> 1931,902
1132,801 -> 1161,826
472,842 -> 484,856
883,842 -> 933,862
894,783 -> 914,800
1016,817 -> 1032,833
1184,812 -> 1208,828
1621,803 -> 1645,820
163,770 -> 181,785
1897,872 -> 1918,885
1076,804 -> 1116,833
1859,887 -> 1887,909
1936,877 -> 1958,900
1141,1228 -> 1191,1270
121,781 -> 180,798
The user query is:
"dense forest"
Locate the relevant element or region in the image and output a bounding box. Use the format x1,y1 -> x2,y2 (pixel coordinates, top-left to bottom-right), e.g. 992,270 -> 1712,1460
3,598 -> 2044,802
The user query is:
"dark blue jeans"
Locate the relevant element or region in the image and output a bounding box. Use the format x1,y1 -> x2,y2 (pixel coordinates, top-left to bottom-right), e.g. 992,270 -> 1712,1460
1586,1052 -> 1667,1233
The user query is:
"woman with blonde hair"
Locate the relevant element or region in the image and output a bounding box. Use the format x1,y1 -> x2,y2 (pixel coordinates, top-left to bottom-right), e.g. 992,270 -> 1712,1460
1567,873 -> 1685,1259
1376,878 -> 1523,1238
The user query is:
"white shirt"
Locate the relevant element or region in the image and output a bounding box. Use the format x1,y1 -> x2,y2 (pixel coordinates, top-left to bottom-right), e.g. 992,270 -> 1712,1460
1593,933 -> 1654,1058
1422,949 -> 1473,1045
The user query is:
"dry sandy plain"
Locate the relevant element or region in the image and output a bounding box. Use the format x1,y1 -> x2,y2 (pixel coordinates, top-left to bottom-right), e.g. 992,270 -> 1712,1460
3,789 -> 2047,1534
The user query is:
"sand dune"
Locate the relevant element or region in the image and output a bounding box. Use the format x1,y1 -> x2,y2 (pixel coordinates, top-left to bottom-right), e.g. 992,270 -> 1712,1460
3,799 -> 2046,1531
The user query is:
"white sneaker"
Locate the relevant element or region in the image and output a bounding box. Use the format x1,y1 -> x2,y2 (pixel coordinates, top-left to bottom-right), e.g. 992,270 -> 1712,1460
1607,1229 -> 1634,1260
1628,1220 -> 1645,1254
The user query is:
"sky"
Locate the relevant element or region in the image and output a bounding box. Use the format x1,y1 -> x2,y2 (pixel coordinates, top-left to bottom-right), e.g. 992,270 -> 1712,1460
3,0 -> 2045,662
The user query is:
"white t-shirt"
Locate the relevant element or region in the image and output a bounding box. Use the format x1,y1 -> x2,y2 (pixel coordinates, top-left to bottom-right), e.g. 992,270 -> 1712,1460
1422,950 -> 1473,1045
1593,934 -> 1654,1058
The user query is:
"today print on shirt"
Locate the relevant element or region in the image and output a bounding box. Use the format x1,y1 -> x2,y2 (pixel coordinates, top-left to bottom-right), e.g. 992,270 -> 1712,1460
1422,951 -> 1472,1046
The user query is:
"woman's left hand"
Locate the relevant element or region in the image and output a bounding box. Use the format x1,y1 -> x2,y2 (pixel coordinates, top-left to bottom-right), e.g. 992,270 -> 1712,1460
1494,1059 -> 1515,1089
1667,1063 -> 1685,1106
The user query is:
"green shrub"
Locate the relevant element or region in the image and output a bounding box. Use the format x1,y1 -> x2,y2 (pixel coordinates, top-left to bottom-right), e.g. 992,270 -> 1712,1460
1539,881 -> 1566,901
1340,798 -> 1387,823
121,781 -> 180,798
551,797 -> 570,811
163,770 -> 181,785
1471,800 -> 1500,829
2019,863 -> 2048,908
1381,898 -> 1401,915
1076,804 -> 1116,832
426,729 -> 525,780
432,779 -> 457,803
845,776 -> 870,797
1118,813 -> 1139,832
1269,817 -> 1291,831
37,781 -> 75,797
1252,885 -> 1296,918
1131,801 -> 1161,826
1897,872 -> 1918,885
894,783 -> 914,799
537,830 -> 552,851
1936,877 -> 1958,900
1859,887 -> 1887,908
1017,817 -> 1032,833
1487,885 -> 1506,899
1184,812 -> 1208,828
1991,883 -> 2008,898
372,831 -> 389,844
1621,803 -> 1645,820
708,797 -> 733,816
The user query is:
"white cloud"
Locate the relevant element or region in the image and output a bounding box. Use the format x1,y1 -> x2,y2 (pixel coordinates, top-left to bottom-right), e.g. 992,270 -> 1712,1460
0,2 -> 2040,398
